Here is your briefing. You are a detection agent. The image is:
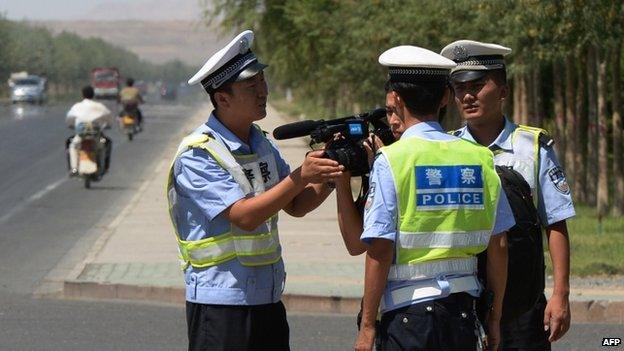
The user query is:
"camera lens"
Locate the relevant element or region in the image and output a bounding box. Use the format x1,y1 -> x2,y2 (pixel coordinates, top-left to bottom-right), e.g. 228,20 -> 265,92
324,149 -> 350,168
324,145 -> 369,176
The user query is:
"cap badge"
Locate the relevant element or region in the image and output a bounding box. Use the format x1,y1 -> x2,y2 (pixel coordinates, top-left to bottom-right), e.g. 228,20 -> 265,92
239,37 -> 250,54
453,45 -> 469,61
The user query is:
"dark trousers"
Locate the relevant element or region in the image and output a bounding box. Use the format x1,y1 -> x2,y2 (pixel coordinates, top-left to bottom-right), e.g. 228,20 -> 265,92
65,136 -> 72,170
500,294 -> 551,351
378,293 -> 478,351
186,301 -> 290,351
102,134 -> 112,172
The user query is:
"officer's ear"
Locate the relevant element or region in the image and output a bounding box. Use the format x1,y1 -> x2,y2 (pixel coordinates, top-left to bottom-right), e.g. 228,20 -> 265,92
499,83 -> 509,102
490,71 -> 509,101
392,92 -> 407,120
214,90 -> 232,109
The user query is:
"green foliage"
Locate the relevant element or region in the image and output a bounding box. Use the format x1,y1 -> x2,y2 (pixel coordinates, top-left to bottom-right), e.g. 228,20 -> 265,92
0,17 -> 194,95
0,18 -> 13,86
203,0 -> 623,117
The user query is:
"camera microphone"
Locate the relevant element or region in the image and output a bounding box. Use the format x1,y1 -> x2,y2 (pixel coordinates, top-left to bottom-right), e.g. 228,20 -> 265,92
272,108 -> 387,140
273,120 -> 324,140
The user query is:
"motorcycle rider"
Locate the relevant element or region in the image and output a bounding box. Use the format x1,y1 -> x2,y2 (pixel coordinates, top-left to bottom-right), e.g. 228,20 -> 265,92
65,86 -> 113,176
119,77 -> 144,129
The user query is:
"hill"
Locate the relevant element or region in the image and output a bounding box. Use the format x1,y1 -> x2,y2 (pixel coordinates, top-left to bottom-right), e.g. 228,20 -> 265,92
33,20 -> 229,66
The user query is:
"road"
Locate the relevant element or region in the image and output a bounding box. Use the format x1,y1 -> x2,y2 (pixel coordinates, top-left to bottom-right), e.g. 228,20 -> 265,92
0,99 -> 621,350
0,294 -> 621,350
0,98 -> 197,295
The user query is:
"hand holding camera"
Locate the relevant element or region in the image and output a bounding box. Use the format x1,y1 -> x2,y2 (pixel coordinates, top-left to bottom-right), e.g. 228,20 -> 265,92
300,150 -> 344,184
362,134 -> 385,168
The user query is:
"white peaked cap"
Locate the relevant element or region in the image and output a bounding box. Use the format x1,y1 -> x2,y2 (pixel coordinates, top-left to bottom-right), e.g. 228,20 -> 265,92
440,40 -> 512,82
188,30 -> 267,91
379,45 -> 457,69
379,45 -> 456,82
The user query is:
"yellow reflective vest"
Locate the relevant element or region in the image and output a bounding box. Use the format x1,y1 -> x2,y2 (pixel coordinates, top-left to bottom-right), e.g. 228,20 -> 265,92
493,125 -> 551,205
166,127 -> 281,269
381,136 -> 501,281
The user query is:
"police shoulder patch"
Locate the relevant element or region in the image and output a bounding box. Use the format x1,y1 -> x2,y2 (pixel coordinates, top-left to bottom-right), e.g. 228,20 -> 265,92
364,183 -> 375,212
547,166 -> 570,194
365,183 -> 376,212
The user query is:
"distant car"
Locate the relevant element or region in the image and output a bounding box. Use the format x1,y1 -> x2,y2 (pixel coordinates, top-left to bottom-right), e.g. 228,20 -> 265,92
91,67 -> 120,100
160,83 -> 177,100
10,75 -> 47,104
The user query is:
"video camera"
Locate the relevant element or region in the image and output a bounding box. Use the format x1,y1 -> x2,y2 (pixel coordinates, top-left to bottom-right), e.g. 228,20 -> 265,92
273,108 -> 394,176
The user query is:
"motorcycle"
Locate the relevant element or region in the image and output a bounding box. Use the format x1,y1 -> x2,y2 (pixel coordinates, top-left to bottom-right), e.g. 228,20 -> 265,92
68,122 -> 110,188
118,102 -> 140,141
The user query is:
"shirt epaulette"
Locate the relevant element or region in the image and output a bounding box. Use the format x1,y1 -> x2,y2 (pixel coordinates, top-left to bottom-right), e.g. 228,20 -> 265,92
517,124 -> 554,148
538,132 -> 554,148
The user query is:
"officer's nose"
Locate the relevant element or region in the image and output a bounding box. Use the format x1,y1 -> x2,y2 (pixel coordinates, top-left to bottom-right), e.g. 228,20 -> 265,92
388,114 -> 401,127
460,90 -> 476,104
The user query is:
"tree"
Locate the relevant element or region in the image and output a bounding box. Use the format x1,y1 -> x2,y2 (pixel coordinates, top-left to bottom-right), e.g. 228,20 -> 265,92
553,61 -> 566,168
564,54 -> 576,185
575,52 -> 587,203
200,0 -> 624,214
586,45 -> 598,206
596,47 -> 609,220
611,42 -> 623,215
0,19 -> 194,98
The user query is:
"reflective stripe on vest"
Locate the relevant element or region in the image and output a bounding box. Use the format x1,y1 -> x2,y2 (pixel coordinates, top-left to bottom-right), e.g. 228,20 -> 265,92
166,126 -> 281,269
494,125 -> 544,206
381,136 -> 500,282
387,257 -> 477,281
398,230 -> 491,249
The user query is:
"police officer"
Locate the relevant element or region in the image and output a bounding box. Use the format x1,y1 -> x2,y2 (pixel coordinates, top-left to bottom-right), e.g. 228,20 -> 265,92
356,45 -> 516,351
441,40 -> 575,350
167,30 -> 343,351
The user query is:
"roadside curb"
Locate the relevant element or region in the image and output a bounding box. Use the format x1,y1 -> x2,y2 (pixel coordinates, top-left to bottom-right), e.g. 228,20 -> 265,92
63,280 -> 185,305
61,280 -> 624,323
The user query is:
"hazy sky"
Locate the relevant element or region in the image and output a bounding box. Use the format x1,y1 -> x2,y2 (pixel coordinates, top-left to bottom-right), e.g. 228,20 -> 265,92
0,0 -> 204,21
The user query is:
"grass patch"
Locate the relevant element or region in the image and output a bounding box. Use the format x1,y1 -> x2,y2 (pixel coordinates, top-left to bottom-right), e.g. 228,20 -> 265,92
545,205 -> 624,276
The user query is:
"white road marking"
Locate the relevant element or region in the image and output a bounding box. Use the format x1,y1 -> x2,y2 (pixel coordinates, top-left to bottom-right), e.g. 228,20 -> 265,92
0,177 -> 66,224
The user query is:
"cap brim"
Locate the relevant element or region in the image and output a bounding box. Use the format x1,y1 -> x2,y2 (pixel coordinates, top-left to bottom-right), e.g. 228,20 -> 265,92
235,61 -> 268,82
450,70 -> 487,83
